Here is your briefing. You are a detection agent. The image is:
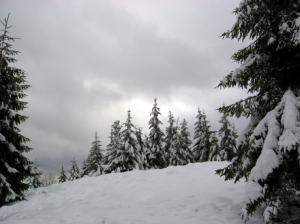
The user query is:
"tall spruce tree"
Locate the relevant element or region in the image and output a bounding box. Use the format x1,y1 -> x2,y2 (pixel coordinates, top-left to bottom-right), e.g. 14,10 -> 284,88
68,158 -> 80,181
218,112 -> 238,161
105,111 -> 142,173
0,15 -> 34,206
208,132 -> 223,161
148,98 -> 166,169
215,1 -> 300,222
103,120 -> 123,172
179,118 -> 194,163
135,126 -> 147,170
142,134 -> 151,170
164,110 -> 176,163
82,132 -> 105,176
192,108 -> 212,162
58,165 -> 67,183
169,119 -> 193,166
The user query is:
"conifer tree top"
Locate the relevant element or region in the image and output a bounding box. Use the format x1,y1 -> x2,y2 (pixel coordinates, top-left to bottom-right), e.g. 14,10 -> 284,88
0,14 -> 33,206
217,0 -> 300,118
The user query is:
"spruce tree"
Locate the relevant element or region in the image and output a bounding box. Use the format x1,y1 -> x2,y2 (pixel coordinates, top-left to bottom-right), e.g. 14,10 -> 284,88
0,15 -> 34,206
215,1 -> 300,222
28,160 -> 42,189
135,126 -> 146,170
208,132 -> 223,161
80,158 -> 89,177
103,120 -> 123,172
58,165 -> 67,183
169,119 -> 193,166
142,134 -> 151,170
68,158 -> 80,181
192,108 -> 212,162
148,98 -> 166,169
164,111 -> 176,163
105,111 -> 142,173
168,121 -> 183,166
82,132 -> 105,176
218,112 -> 238,161
179,118 -> 194,163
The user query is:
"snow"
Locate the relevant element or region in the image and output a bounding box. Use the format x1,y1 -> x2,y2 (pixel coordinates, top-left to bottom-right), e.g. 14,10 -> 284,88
240,90 -> 300,222
0,133 -> 5,141
0,174 -> 17,201
0,162 -> 263,224
8,143 -> 18,153
267,37 -> 275,45
279,90 -> 300,152
4,163 -> 18,173
246,148 -> 279,201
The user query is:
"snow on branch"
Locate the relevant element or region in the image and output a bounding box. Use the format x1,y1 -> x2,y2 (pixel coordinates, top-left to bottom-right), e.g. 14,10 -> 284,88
242,89 -> 300,221
0,174 -> 17,201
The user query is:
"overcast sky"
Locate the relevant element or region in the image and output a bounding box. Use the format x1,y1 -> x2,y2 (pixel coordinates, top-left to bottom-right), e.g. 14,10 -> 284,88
1,0 -> 251,175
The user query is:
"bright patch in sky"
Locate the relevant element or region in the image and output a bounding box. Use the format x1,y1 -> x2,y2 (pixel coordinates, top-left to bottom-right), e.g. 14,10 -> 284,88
84,81 -> 92,88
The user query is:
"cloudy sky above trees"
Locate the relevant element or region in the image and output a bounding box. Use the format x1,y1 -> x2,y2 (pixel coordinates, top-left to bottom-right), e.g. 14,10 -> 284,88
1,0 -> 251,175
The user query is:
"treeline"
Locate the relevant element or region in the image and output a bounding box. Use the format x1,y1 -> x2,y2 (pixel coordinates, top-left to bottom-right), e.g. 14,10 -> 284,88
29,98 -> 238,186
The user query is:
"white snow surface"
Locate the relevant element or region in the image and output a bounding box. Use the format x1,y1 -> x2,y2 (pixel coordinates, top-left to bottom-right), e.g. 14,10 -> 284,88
0,162 -> 263,224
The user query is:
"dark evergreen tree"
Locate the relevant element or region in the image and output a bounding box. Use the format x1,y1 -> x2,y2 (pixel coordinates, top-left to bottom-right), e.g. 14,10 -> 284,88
164,111 -> 176,163
192,108 -> 212,162
218,112 -> 238,161
148,98 -> 166,169
0,15 -> 34,206
208,132 -> 223,161
82,132 -> 105,177
68,158 -> 80,181
105,111 -> 142,173
28,160 -> 42,189
58,165 -> 67,183
215,1 -> 300,222
80,158 -> 89,177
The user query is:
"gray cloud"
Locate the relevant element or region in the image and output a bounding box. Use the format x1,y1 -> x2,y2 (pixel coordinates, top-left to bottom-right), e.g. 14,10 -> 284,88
1,0 -> 250,175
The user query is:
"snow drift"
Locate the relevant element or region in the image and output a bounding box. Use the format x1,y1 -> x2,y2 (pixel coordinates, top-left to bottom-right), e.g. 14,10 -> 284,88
0,162 -> 263,224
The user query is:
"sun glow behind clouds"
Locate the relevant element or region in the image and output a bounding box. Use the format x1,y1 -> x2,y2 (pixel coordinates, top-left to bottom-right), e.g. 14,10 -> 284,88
83,81 -> 92,89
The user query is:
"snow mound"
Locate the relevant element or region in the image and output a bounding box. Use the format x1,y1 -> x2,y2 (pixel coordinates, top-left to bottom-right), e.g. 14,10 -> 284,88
0,162 -> 263,224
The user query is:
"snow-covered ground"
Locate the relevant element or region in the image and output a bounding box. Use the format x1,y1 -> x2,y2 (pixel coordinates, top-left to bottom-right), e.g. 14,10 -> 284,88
0,162 -> 263,224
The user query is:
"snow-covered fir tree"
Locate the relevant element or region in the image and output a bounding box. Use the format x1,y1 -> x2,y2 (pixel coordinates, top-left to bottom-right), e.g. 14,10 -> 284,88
179,118 -> 194,163
28,160 -> 42,189
82,132 -> 105,177
218,111 -> 238,161
169,119 -> 193,166
164,111 -> 176,164
68,158 -> 80,181
135,126 -> 147,170
58,165 -> 67,183
216,1 -> 300,222
208,132 -> 223,161
105,111 -> 142,173
192,108 -> 212,162
0,15 -> 34,206
103,120 -> 123,172
148,98 -> 166,169
142,134 -> 151,170
80,158 -> 89,177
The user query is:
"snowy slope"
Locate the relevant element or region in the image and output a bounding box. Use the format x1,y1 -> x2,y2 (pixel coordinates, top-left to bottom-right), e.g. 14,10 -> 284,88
0,162 -> 263,224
